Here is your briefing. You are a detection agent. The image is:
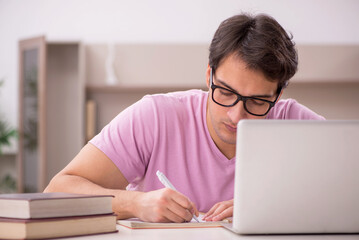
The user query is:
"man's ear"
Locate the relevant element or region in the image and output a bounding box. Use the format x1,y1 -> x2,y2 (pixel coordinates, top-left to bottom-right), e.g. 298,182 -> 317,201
206,64 -> 211,89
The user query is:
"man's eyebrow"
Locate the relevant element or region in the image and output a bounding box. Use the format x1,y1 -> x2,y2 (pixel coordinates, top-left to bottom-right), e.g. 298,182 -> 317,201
216,78 -> 274,98
216,78 -> 237,92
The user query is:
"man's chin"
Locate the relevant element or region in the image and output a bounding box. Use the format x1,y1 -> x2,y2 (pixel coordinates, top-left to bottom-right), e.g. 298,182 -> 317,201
213,124 -> 237,145
219,135 -> 237,145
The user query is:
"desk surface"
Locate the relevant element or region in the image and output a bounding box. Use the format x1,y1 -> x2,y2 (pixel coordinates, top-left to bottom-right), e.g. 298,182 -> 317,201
61,225 -> 359,240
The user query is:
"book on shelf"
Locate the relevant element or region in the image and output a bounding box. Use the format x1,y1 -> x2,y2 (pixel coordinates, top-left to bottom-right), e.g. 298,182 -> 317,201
0,214 -> 117,239
0,192 -> 113,219
86,99 -> 97,141
117,214 -> 230,229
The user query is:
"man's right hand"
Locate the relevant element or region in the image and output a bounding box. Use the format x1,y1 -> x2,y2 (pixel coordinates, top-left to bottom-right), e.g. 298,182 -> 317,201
132,188 -> 199,223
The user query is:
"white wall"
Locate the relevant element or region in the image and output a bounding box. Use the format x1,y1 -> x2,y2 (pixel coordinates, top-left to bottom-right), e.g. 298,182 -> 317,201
1,0 -> 359,152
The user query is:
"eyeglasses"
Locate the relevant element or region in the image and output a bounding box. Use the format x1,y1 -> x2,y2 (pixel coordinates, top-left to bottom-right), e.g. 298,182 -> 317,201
209,68 -> 281,116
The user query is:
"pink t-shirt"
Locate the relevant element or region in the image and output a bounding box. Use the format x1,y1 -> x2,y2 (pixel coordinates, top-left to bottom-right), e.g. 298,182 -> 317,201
90,90 -> 325,212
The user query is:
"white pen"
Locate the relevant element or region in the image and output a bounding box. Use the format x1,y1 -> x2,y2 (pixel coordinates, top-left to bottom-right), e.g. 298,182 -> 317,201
156,170 -> 199,222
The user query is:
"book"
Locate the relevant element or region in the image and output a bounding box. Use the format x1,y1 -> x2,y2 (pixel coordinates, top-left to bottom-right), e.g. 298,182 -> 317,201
86,99 -> 97,141
0,192 -> 113,219
0,214 -> 117,239
117,214 -> 231,229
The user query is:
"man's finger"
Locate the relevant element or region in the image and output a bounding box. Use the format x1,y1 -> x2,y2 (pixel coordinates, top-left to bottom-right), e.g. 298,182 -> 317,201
204,204 -> 227,220
212,206 -> 233,221
203,203 -> 219,218
164,190 -> 196,222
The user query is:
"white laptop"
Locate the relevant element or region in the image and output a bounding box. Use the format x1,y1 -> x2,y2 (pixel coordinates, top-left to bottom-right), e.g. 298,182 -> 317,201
224,120 -> 359,234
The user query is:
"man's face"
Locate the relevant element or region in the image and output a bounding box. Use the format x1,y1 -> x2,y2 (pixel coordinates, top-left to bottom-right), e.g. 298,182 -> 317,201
206,54 -> 280,151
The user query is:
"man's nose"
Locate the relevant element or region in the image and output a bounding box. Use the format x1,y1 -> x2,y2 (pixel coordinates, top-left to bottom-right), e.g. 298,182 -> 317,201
227,101 -> 248,124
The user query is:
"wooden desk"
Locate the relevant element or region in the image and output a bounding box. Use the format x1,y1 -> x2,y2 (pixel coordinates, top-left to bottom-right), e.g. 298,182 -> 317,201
61,225 -> 359,240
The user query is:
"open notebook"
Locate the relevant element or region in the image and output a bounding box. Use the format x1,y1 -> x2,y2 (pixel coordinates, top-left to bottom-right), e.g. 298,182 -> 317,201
117,214 -> 230,229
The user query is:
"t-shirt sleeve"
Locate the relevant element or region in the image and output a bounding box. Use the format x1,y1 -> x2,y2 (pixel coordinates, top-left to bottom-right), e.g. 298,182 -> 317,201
89,95 -> 156,183
267,98 -> 326,120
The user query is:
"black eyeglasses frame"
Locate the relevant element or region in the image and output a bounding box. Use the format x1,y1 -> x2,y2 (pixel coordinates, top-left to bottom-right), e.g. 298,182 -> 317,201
209,67 -> 282,117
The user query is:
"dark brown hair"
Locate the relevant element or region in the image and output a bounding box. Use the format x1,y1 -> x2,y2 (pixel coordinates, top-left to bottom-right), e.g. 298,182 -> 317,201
209,13 -> 298,89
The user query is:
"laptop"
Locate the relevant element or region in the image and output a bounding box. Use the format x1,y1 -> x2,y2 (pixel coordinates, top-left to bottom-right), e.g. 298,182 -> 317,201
223,120 -> 359,234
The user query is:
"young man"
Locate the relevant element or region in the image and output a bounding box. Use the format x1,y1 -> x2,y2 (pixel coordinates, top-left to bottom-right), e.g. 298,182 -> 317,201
44,13 -> 324,223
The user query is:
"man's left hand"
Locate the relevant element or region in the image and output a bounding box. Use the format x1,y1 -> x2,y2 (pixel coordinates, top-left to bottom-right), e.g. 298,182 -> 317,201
202,199 -> 233,221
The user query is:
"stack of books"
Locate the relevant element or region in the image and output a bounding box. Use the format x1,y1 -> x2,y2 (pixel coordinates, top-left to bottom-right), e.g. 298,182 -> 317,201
0,192 -> 117,239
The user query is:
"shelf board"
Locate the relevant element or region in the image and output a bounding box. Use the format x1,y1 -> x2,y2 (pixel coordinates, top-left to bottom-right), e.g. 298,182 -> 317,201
86,85 -> 207,94
291,78 -> 359,84
86,81 -> 359,94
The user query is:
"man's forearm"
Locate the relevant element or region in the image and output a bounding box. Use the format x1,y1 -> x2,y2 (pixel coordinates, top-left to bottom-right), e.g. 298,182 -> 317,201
44,174 -> 142,219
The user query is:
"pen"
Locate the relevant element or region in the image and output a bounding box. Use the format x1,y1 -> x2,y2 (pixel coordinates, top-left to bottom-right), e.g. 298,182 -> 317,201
156,170 -> 199,222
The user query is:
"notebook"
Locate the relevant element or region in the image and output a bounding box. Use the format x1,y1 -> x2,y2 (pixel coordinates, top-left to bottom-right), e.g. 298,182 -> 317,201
118,214 -> 230,229
223,120 -> 359,234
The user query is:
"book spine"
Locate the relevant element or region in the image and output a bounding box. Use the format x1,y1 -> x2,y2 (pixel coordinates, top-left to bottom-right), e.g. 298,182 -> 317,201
86,99 -> 97,141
